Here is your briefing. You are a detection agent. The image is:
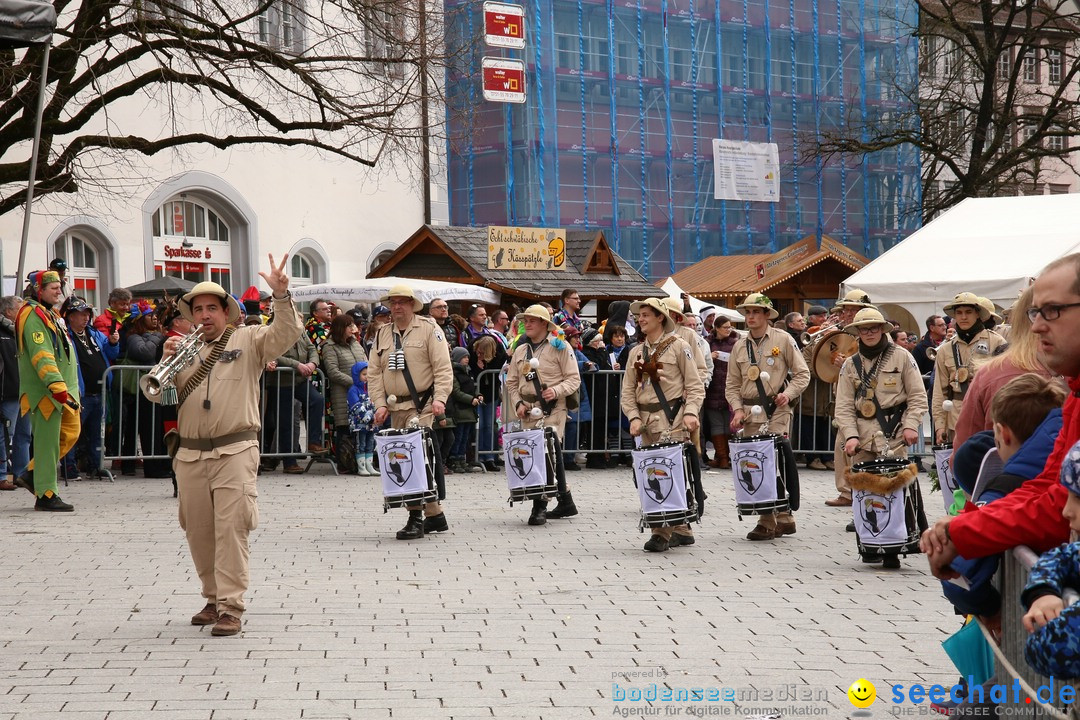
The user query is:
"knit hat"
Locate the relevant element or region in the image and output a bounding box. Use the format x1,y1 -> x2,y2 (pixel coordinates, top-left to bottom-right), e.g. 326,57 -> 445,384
581,328 -> 600,346
1060,439 -> 1080,497
451,347 -> 470,364
37,270 -> 61,289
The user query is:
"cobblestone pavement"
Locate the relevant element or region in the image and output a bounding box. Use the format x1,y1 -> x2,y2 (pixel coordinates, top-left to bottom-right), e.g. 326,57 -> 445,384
0,463 -> 961,719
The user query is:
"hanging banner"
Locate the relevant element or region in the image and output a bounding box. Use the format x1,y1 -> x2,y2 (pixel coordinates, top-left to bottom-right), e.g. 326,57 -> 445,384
482,57 -> 527,103
487,226 -> 566,270
712,139 -> 780,202
484,2 -> 525,49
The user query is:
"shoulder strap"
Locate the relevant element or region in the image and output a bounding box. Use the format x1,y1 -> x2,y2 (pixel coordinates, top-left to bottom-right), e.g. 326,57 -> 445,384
525,344 -> 555,415
177,327 -> 235,408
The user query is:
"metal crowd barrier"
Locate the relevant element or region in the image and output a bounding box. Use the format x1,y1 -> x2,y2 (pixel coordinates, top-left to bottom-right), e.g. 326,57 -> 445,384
99,364 -> 333,476
976,546 -> 1080,718
471,366 -> 932,464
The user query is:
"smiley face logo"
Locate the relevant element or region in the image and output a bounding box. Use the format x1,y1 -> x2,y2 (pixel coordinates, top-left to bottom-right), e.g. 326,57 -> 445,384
847,678 -> 876,709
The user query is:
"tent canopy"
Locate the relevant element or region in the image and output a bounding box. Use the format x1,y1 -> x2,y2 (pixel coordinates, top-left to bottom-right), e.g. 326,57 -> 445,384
659,278 -> 743,323
843,195 -> 1080,323
0,0 -> 56,47
292,277 -> 500,307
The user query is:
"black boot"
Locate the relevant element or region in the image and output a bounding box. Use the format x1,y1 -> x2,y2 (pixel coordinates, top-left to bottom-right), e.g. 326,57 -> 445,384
423,513 -> 449,533
396,510 -> 425,540
528,498 -> 548,526
14,469 -> 34,494
546,491 -> 578,519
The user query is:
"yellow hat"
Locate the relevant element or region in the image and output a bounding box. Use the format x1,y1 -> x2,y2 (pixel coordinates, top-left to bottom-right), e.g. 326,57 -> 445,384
976,296 -> 1002,324
943,292 -> 990,322
519,304 -> 557,333
180,281 -> 242,324
831,289 -> 873,313
630,297 -> 675,333
380,284 -> 423,313
845,307 -> 889,332
661,297 -> 686,319
736,293 -> 779,321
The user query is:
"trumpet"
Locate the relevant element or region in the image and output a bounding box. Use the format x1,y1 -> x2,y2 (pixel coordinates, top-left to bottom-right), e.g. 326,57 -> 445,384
139,325 -> 205,405
800,322 -> 842,346
925,345 -> 937,362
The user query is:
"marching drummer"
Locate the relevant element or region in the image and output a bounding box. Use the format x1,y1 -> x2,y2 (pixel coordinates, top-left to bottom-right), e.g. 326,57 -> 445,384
505,305 -> 581,526
819,289 -> 875,509
368,284 -> 454,540
835,308 -> 928,569
621,297 -> 706,553
726,293 -> 810,541
932,292 -> 1007,444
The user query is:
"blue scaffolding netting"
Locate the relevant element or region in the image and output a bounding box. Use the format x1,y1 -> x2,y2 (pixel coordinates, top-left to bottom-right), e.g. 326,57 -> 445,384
445,0 -> 921,280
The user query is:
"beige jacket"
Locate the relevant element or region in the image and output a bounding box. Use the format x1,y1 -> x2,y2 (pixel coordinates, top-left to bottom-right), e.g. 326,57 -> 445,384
368,315 -> 453,411
620,335 -> 705,443
835,344 -> 928,454
931,329 -> 1007,433
153,295 -> 303,461
725,326 -> 810,412
505,338 -> 580,438
673,325 -> 710,387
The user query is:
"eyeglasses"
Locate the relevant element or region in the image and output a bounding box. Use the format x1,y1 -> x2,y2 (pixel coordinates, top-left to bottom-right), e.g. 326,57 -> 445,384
430,304 -> 447,310
1026,302 -> 1080,322
857,327 -> 883,335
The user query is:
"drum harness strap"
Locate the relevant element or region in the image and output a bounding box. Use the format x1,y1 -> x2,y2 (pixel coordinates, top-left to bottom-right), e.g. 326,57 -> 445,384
639,338 -> 683,425
745,336 -> 781,418
177,327 -> 235,408
392,331 -> 433,414
524,344 -> 555,416
949,340 -> 970,401
852,349 -> 907,439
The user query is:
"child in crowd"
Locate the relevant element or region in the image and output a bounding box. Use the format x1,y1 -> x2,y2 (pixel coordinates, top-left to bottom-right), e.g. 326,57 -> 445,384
347,361 -> 376,476
1022,437 -> 1080,679
942,373 -> 1066,619
448,347 -> 481,473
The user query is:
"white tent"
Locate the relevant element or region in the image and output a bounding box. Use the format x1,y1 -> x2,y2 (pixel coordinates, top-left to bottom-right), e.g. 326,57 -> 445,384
292,277 -> 499,307
843,195 -> 1080,323
659,277 -> 743,323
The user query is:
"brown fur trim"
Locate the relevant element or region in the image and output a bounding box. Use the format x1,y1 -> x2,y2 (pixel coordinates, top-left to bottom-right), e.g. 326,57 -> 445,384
845,463 -> 918,494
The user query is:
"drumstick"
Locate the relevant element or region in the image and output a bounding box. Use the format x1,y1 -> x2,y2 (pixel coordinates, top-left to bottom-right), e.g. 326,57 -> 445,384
941,399 -> 954,438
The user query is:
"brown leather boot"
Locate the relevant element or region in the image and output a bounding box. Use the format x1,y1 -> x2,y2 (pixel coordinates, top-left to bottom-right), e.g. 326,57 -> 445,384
709,435 -> 731,469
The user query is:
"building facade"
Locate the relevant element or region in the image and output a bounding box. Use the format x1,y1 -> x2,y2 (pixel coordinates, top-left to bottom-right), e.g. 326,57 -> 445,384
445,0 -> 923,280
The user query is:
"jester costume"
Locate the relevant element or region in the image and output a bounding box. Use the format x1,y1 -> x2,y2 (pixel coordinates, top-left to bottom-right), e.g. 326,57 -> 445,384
17,271 -> 80,509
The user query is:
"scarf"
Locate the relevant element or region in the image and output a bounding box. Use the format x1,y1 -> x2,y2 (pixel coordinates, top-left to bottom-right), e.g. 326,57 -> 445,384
956,320 -> 985,344
859,335 -> 890,359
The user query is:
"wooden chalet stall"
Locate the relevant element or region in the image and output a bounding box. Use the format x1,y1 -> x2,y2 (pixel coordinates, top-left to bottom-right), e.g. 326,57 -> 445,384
668,236 -> 870,319
369,225 -> 665,318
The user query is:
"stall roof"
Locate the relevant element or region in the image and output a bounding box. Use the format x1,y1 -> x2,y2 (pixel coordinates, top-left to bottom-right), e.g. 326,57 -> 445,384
369,225 -> 665,301
670,236 -> 869,299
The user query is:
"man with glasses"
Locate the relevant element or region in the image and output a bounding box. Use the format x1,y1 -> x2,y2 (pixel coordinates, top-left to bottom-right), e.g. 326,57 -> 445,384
835,308 -> 927,569
427,298 -> 457,349
305,298 -> 333,354
491,309 -> 511,348
922,254 -> 1080,578
553,289 -> 588,333
913,315 -> 947,375
932,293 -> 1006,444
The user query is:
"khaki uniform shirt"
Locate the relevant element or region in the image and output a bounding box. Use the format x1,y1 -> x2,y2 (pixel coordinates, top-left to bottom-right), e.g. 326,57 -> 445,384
931,329 -> 1007,435
835,344 -> 928,455
674,325 -> 710,387
725,326 -> 810,435
368,315 -> 453,427
504,338 -> 580,441
153,295 -> 304,462
620,335 -> 705,445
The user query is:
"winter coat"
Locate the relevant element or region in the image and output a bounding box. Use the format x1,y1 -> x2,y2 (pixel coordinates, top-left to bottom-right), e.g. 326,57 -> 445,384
580,344 -> 616,422
276,333 -> 320,384
450,363 -> 479,425
322,338 -> 368,427
1021,541 -> 1080,679
468,332 -> 508,402
706,333 -> 738,411
0,316 -> 19,401
67,326 -> 120,396
125,330 -> 165,365
570,348 -> 593,422
347,361 -> 375,433
948,377 -> 1079,559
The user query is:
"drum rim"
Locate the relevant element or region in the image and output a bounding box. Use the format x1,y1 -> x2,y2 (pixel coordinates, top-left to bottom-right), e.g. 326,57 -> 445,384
851,458 -> 913,474
931,443 -> 954,450
729,433 -> 783,443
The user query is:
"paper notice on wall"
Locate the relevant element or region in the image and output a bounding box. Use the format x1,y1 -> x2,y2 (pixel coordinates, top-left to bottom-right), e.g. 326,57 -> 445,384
712,139 -> 780,203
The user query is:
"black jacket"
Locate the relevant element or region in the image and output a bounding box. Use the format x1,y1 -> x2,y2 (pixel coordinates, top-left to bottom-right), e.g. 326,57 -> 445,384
0,317 -> 18,401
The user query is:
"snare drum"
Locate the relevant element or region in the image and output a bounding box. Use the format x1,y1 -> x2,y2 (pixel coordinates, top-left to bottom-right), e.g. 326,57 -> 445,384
848,457 -> 926,557
376,427 -> 438,509
932,443 -> 959,513
632,441 -> 698,528
504,427 -> 559,502
729,433 -> 789,516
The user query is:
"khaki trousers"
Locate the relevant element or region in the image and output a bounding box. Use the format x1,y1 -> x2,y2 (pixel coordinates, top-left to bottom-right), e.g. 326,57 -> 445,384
834,434 -> 852,499
176,446 -> 259,617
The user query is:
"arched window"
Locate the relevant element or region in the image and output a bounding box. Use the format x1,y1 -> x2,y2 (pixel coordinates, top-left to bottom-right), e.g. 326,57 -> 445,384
151,195 -> 235,292
53,232 -> 101,309
370,248 -> 395,274
290,253 -> 314,287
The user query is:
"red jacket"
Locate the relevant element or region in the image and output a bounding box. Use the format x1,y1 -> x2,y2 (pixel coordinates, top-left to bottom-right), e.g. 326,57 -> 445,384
950,376 -> 1079,558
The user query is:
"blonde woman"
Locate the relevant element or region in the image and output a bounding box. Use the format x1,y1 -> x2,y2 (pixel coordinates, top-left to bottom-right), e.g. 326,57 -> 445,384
951,286 -> 1066,453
